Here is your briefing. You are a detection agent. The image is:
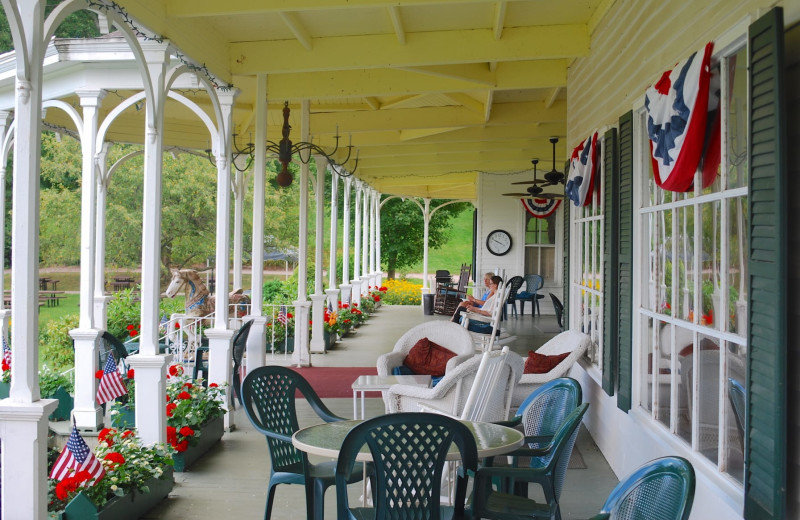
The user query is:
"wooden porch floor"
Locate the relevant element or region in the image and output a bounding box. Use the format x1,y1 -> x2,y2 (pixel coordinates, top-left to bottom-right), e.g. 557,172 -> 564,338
144,304 -> 619,519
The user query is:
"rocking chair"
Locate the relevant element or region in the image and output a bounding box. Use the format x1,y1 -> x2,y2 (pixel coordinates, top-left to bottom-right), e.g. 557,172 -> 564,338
433,263 -> 471,315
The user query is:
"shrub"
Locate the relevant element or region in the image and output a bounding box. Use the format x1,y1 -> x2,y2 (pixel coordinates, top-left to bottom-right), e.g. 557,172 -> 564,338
39,365 -> 74,396
382,279 -> 422,305
106,288 -> 140,341
39,314 -> 79,372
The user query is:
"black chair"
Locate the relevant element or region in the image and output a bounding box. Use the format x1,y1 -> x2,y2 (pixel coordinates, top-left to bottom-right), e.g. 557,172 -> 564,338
550,293 -> 565,331
240,366 -> 370,520
99,331 -> 130,373
504,275 -> 525,319
518,274 -> 546,316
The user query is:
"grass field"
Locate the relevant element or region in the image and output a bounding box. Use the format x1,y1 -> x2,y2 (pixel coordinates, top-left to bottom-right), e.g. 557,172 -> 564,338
402,207 -> 473,276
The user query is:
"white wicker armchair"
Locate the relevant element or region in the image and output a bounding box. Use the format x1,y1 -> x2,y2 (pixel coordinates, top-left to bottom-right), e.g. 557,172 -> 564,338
387,349 -> 524,423
511,330 -> 592,409
376,321 -> 475,377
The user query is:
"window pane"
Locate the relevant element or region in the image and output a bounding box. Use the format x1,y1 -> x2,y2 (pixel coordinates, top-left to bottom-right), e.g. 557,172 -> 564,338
728,198 -> 748,335
726,47 -> 748,190
677,327 -> 695,446
677,207 -> 694,321
695,334 -> 721,463
725,341 -> 747,483
641,316 -> 654,413
701,202 -> 721,329
655,322 -> 672,429
540,247 -> 556,281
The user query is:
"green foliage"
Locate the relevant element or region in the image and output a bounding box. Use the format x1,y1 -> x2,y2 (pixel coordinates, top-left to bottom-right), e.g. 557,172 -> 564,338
262,279 -> 293,304
106,289 -> 141,342
39,365 -> 73,396
380,198 -> 471,278
0,2 -> 100,54
39,313 -> 79,372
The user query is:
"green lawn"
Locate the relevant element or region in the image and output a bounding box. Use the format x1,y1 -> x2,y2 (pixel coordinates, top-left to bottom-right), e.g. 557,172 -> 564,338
402,207 -> 474,276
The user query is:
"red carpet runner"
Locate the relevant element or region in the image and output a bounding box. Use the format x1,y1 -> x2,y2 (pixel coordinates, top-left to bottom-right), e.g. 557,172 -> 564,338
289,366 -> 378,398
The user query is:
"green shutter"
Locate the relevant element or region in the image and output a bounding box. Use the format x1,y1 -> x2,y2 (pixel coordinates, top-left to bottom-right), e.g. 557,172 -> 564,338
602,128 -> 619,396
562,165 -> 570,327
746,7 -> 787,519
617,111 -> 634,412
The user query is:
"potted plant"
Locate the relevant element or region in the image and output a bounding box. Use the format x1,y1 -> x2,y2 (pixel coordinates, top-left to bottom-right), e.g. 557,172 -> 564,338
0,356 -> 9,399
266,312 -> 295,353
40,366 -> 74,421
109,368 -> 136,429
336,303 -> 365,335
48,428 -> 174,520
165,365 -> 226,472
322,308 -> 339,348
369,286 -> 387,309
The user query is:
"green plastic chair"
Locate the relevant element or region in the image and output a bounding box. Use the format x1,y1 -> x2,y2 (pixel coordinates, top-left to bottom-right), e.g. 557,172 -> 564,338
241,365 -> 369,520
472,403 -> 589,520
335,412 -> 478,520
230,319 -> 254,407
587,456 -> 695,520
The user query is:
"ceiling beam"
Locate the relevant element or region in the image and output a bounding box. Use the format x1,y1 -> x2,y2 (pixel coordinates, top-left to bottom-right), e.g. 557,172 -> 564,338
442,92 -> 484,115
483,90 -> 493,123
262,59 -> 567,99
355,149 -> 554,169
397,63 -> 494,86
230,24 -> 589,74
354,139 -> 553,158
279,12 -> 313,50
387,6 -> 406,45
544,87 -> 561,109
493,1 -> 506,40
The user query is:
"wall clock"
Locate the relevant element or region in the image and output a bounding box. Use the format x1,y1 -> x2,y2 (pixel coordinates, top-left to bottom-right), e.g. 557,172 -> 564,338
486,229 -> 512,256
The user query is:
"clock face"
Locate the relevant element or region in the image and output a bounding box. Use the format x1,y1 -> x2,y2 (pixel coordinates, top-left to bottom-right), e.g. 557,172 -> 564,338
486,230 -> 512,256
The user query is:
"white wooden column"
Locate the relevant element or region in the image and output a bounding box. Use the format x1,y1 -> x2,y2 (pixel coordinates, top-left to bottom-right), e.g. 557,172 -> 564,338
339,176 -> 352,305
422,197 -> 432,295
245,73 -> 268,375
350,181 -> 362,308
310,156 -> 328,353
0,112 -> 11,361
369,190 -> 378,290
376,191 -> 383,287
0,3 -> 58,518
360,186 -> 370,296
127,41 -> 173,446
69,88 -> 106,430
93,143 -> 113,330
232,168 -> 246,291
292,100 -> 311,366
205,89 -> 238,429
326,166 -> 340,308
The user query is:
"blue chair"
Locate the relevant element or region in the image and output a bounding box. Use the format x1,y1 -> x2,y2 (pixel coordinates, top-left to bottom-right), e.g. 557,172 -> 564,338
587,457 -> 695,520
518,274 -> 545,316
335,412 -> 478,520
241,366 -> 369,520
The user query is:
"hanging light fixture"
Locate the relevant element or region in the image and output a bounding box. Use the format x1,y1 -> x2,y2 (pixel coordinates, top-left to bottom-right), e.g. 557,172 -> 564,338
205,101 -> 359,187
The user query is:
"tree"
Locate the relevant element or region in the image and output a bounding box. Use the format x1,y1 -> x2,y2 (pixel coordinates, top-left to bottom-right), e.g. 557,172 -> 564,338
379,198 -> 471,279
0,2 -> 100,54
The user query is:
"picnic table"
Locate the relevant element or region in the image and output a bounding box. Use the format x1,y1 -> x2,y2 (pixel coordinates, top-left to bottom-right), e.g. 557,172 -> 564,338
39,278 -> 59,291
112,277 -> 135,291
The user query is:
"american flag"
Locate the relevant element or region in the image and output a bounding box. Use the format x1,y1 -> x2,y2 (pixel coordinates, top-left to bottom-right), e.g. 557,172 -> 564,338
2,336 -> 10,369
277,306 -> 288,325
50,422 -> 106,483
95,353 -> 127,405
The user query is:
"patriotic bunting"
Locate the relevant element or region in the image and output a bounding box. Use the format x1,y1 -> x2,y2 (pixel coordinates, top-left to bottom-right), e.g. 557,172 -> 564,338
49,422 -> 106,483
566,132 -> 599,207
521,198 -> 561,218
96,353 -> 127,405
645,42 -> 715,192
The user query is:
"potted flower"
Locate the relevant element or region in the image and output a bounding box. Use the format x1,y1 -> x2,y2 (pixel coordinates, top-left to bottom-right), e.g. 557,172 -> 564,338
40,366 -> 74,421
266,312 -> 295,353
369,286 -> 386,308
336,303 -> 365,335
0,356 -> 9,399
165,365 -> 226,472
323,308 -> 339,347
48,428 -> 174,519
109,369 -> 136,429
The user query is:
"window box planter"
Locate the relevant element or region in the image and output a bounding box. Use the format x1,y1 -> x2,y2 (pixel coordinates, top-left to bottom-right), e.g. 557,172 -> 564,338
267,336 -> 294,353
172,414 -> 224,472
0,381 -> 9,399
45,386 -> 73,421
56,467 -> 173,520
110,404 -> 136,430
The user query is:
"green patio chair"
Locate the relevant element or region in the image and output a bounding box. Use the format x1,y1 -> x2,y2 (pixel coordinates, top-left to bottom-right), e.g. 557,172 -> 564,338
471,403 -> 589,520
241,365 -> 370,520
99,331 -> 130,373
335,412 -> 478,520
230,318 -> 254,407
587,456 -> 695,520
728,377 -> 746,453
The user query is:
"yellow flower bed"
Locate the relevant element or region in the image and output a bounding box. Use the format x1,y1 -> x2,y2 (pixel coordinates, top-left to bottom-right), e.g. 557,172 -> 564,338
382,279 -> 422,305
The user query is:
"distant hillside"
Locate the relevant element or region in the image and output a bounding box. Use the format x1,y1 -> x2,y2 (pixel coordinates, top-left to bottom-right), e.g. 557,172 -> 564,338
404,207 -> 473,275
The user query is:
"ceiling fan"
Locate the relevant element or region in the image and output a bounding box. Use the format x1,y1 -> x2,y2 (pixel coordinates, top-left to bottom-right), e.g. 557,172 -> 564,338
502,137 -> 566,199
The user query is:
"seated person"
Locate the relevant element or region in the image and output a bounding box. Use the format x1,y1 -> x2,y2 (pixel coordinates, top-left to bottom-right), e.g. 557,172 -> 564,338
465,272 -> 493,307
450,275 -> 502,333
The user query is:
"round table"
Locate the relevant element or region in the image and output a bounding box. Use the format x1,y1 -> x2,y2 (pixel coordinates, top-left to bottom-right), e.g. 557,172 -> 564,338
292,418 -> 524,462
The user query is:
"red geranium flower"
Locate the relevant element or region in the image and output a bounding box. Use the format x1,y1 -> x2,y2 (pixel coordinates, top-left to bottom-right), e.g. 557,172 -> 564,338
1,362 -> 9,372
183,382 -> 193,390
166,403 -> 177,417
95,370 -> 104,379
103,452 -> 125,468
175,440 -> 189,452
166,394 -> 171,402
98,428 -> 116,445
121,430 -> 134,439
179,426 -> 195,437
126,369 -> 134,379
129,330 -> 138,338
175,322 -> 180,329
177,391 -> 191,400
166,426 -> 177,445
126,324 -> 134,331
209,383 -> 218,388
287,313 -> 293,319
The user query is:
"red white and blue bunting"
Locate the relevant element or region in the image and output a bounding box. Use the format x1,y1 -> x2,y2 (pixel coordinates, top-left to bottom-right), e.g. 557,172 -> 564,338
522,198 -> 561,218
645,42 -> 718,192
566,132 -> 599,207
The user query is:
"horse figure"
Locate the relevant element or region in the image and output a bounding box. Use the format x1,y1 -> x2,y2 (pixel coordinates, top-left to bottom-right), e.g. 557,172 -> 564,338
164,269 -> 250,355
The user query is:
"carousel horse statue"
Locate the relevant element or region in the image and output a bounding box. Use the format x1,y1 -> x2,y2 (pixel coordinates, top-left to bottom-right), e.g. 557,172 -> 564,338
164,269 -> 250,351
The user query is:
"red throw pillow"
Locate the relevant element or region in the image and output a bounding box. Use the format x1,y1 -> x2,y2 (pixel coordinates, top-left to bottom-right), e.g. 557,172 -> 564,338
403,338 -> 457,377
524,351 -> 570,374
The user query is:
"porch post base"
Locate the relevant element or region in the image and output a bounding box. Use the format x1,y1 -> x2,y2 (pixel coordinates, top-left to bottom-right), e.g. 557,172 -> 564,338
243,315 -> 267,376
205,328 -> 235,430
310,294 -> 327,353
127,354 -> 172,445
69,328 -> 103,430
291,301 -> 311,367
350,279 -> 362,308
338,283 -> 352,305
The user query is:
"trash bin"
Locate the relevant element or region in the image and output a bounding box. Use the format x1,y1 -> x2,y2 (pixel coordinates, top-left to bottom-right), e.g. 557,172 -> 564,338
423,294 -> 435,315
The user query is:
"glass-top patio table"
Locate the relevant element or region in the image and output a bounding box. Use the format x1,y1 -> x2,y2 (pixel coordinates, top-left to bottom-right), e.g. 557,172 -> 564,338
292,419 -> 524,462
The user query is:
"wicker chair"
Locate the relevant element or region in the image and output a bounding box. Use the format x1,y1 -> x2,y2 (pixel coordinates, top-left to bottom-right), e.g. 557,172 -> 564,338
376,321 -> 475,377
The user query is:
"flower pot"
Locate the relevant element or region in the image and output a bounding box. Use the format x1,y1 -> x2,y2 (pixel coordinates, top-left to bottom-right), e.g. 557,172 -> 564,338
0,381 -> 9,399
59,467 -> 173,520
110,404 -> 136,429
267,336 -> 294,353
45,386 -> 74,422
171,414 -> 224,472
323,329 -> 335,349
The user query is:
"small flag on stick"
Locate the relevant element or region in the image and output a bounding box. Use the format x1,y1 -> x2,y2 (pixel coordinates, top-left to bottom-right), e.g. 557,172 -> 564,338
2,336 -> 11,370
96,353 -> 127,405
277,306 -> 288,325
50,421 -> 106,483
